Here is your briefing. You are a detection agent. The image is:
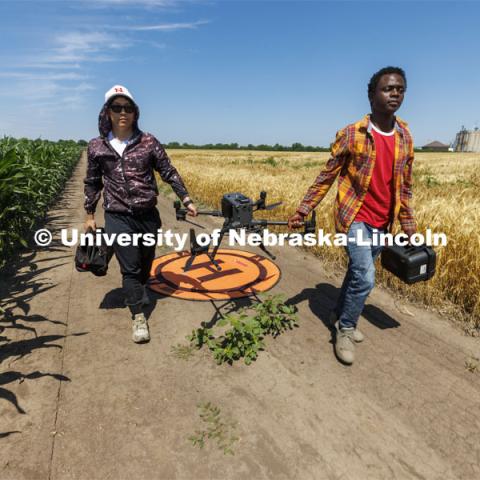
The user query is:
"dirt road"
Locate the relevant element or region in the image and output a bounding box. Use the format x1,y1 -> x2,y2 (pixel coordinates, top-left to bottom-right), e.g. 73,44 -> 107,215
1,152 -> 479,480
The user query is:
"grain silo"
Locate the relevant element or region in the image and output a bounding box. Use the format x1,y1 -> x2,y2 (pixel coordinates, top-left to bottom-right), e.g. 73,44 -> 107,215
454,127 -> 480,152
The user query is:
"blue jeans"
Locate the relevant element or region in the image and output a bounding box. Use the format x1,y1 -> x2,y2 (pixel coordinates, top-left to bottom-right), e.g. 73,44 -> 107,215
335,222 -> 385,329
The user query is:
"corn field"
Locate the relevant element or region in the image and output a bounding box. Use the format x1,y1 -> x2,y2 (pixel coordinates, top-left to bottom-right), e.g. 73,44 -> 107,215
0,137 -> 82,269
166,149 -> 480,333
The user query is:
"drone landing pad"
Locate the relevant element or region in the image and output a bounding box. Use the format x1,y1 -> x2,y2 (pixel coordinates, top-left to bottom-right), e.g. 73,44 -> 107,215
148,249 -> 281,301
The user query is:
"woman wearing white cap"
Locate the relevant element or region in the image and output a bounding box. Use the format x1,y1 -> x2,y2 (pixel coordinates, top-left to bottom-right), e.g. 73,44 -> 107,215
84,85 -> 197,343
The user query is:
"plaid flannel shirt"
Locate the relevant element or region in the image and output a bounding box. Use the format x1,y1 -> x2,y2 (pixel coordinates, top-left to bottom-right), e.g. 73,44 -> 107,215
297,114 -> 416,234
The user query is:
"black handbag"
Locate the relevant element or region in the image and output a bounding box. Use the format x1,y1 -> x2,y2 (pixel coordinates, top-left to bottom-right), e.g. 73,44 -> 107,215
75,227 -> 114,277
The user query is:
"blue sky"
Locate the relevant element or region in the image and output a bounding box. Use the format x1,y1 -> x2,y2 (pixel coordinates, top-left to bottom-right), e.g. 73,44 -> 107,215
1,0 -> 479,147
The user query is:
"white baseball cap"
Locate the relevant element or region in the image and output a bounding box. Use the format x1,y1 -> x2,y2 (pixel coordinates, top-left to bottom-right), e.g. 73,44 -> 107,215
104,85 -> 135,104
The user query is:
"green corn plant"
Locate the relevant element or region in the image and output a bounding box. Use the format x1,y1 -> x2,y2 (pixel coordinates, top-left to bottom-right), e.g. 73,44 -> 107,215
0,137 -> 83,268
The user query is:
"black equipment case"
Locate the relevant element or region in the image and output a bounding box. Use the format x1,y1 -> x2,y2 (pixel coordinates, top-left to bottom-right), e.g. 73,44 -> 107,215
75,228 -> 114,277
381,244 -> 436,284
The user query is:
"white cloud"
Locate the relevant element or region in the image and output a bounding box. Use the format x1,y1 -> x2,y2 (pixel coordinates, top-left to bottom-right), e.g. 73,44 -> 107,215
12,62 -> 82,70
125,20 -> 209,31
148,42 -> 167,50
0,79 -> 95,102
57,32 -> 128,53
0,72 -> 88,81
85,0 -> 178,6
0,30 -> 129,118
2,1 -> 207,138
45,31 -> 131,64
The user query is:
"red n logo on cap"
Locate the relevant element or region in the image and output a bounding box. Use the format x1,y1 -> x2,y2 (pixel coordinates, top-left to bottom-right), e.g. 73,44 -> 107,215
114,87 -> 124,93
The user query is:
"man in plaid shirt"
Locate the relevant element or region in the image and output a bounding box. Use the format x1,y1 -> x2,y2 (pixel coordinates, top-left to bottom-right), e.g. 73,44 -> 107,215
288,66 -> 416,365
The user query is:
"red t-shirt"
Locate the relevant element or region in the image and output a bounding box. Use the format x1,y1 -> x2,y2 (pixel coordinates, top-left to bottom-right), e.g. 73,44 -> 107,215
355,126 -> 395,228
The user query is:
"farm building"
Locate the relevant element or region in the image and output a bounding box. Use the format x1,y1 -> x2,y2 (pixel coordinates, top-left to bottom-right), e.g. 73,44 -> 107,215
421,141 -> 450,152
453,127 -> 480,152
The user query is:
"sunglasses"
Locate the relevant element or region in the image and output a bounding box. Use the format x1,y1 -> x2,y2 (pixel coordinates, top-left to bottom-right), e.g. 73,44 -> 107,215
110,104 -> 135,114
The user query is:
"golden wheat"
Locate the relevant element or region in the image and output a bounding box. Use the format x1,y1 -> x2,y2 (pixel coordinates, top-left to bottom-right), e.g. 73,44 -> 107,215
165,149 -> 480,331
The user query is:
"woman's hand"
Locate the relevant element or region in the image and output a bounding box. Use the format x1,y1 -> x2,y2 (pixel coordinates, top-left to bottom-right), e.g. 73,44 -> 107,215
183,196 -> 198,217
186,203 -> 198,217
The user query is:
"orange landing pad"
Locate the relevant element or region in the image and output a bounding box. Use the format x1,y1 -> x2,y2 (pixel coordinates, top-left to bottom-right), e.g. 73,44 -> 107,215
147,249 -> 281,300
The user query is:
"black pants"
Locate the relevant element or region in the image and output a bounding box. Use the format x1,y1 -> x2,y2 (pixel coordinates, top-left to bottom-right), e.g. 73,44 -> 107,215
105,208 -> 161,315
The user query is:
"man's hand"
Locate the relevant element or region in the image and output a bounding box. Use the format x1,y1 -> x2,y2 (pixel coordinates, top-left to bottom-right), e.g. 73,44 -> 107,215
186,203 -> 198,217
288,212 -> 305,229
84,214 -> 96,232
403,227 -> 416,245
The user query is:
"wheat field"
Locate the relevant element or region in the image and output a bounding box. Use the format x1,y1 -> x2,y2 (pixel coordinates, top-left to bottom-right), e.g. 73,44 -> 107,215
165,149 -> 480,332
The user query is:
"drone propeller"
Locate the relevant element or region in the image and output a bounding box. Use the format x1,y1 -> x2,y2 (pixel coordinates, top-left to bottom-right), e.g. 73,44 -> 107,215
251,190 -> 266,210
254,190 -> 283,211
264,201 -> 282,211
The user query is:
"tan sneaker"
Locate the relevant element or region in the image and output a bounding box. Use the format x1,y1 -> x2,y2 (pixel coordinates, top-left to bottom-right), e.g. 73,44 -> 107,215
329,311 -> 364,343
132,313 -> 150,343
334,323 -> 355,365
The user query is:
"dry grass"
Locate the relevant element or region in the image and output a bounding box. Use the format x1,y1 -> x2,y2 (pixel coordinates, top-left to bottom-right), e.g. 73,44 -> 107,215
163,149 -> 480,333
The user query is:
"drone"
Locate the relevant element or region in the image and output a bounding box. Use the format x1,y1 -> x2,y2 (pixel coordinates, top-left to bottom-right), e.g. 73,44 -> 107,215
174,191 -> 316,272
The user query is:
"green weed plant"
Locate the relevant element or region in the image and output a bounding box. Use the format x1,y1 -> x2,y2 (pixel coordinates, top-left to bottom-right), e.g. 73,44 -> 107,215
188,294 -> 298,365
170,343 -> 196,360
189,401 -> 239,455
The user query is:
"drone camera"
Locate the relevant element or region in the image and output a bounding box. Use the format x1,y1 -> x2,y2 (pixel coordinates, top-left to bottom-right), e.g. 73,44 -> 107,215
221,193 -> 253,226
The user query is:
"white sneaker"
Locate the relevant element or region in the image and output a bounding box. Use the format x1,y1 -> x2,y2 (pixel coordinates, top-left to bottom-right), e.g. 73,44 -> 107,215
329,311 -> 364,343
132,313 -> 150,343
